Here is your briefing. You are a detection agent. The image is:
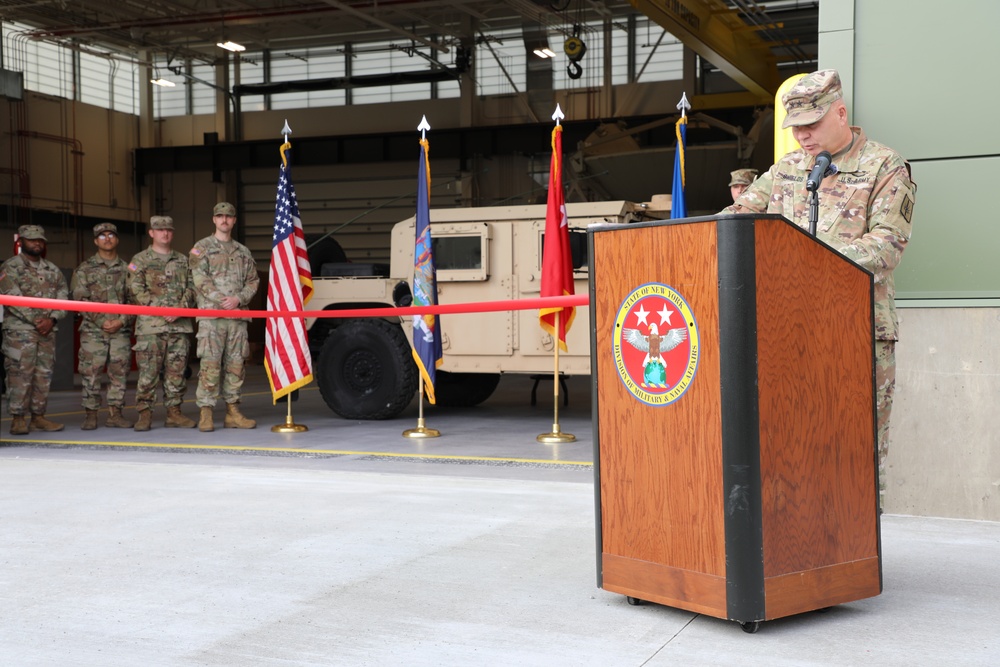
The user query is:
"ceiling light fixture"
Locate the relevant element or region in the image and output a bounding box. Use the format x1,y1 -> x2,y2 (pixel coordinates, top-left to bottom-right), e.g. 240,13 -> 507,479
217,40 -> 246,52
150,72 -> 176,87
525,34 -> 556,59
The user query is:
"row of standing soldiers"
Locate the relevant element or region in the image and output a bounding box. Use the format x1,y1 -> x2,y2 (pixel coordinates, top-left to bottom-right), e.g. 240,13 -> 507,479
0,203 -> 260,435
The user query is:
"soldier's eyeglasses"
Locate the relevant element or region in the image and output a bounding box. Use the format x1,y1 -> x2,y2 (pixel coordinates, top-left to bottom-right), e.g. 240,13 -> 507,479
97,233 -> 117,239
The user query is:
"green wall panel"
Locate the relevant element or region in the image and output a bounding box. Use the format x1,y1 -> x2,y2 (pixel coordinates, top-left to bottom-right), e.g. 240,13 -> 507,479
894,157 -> 1000,299
853,1 -> 1000,161
821,0 -> 1000,300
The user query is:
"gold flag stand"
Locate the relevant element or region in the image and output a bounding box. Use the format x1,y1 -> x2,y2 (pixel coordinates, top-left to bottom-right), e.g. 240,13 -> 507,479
538,311 -> 576,443
403,380 -> 440,438
272,393 -> 308,433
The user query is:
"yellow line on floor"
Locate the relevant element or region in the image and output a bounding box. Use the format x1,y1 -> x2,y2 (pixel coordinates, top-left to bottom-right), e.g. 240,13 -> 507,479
0,438 -> 593,466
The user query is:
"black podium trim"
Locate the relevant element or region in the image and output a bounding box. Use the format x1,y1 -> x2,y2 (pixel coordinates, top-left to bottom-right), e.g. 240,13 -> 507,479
588,228 -> 605,589
717,218 -> 766,621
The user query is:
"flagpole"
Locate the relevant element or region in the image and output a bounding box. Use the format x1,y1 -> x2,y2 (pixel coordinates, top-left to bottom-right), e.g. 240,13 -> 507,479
270,119 -> 309,433
403,375 -> 439,438
537,104 -> 575,445
273,391 -> 308,433
404,115 -> 440,439
537,310 -> 576,443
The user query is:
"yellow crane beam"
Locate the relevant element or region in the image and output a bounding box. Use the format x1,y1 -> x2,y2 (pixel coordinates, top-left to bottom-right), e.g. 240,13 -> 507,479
629,0 -> 780,99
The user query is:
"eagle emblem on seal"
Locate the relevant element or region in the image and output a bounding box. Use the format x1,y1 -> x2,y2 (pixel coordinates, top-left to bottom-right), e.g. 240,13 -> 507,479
622,324 -> 688,388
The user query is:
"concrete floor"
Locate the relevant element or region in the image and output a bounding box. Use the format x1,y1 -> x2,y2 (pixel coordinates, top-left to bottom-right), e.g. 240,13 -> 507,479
1,371 -> 998,666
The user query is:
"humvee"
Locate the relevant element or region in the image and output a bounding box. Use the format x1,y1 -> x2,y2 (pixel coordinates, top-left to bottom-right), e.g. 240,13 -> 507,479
305,200 -> 670,419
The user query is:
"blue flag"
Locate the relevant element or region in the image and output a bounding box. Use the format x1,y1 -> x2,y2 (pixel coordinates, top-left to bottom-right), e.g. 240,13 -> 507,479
671,116 -> 687,219
411,138 -> 443,403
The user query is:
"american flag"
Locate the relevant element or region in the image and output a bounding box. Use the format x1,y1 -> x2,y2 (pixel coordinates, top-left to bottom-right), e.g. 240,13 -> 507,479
264,142 -> 314,402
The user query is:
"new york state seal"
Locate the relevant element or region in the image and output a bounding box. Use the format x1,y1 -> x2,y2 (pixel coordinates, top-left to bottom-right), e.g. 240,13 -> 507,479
612,282 -> 699,406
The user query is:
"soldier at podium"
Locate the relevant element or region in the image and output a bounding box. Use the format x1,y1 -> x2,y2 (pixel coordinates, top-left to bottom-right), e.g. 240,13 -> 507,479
722,69 -> 916,504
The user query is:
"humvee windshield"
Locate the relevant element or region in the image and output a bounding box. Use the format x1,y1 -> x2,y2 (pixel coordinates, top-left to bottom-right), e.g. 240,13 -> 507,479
432,235 -> 482,270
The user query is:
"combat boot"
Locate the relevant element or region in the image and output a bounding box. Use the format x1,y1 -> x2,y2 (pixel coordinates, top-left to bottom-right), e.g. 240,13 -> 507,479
81,409 -> 99,430
134,409 -> 152,432
30,414 -> 64,432
105,406 -> 133,429
10,415 -> 28,435
199,406 -> 214,432
165,406 -> 196,428
224,403 -> 257,429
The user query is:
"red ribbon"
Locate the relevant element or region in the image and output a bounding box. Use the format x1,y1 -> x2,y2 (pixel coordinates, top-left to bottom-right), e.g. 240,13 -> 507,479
0,293 -> 589,320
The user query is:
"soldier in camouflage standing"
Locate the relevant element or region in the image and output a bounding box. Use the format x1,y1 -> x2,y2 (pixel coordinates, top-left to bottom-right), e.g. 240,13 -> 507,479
0,225 -> 69,434
728,168 -> 758,203
71,222 -> 134,430
127,215 -> 197,431
723,69 -> 916,504
189,202 -> 259,431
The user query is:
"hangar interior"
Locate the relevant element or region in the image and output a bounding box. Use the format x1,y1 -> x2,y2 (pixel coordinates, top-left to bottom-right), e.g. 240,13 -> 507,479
0,0 -> 819,268
2,0 -> 1000,522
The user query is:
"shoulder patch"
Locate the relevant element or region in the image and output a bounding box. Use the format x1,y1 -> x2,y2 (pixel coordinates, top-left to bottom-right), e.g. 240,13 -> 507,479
128,262 -> 138,272
191,247 -> 202,256
900,193 -> 914,224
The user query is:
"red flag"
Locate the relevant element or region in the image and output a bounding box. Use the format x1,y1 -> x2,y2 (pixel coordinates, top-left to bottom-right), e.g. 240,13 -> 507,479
264,141 -> 314,402
538,124 -> 576,351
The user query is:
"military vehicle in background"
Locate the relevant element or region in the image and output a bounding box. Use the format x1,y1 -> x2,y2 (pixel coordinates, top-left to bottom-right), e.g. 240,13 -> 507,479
305,200 -> 671,419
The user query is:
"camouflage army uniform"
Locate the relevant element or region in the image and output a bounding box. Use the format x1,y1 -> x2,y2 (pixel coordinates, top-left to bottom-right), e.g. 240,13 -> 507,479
729,168 -> 758,187
71,253 -> 134,411
0,253 -> 69,416
127,248 -> 195,411
723,126 -> 916,487
189,236 -> 259,407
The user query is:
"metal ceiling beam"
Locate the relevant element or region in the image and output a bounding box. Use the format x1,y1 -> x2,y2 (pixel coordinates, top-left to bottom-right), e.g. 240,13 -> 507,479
628,0 -> 779,99
14,5 -> 336,39
317,0 -> 449,53
133,119 -> 612,180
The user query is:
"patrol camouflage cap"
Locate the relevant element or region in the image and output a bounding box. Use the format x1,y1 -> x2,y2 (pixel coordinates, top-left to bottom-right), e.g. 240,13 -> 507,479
213,201 -> 236,216
93,222 -> 118,237
729,168 -> 759,187
18,224 -> 47,241
781,69 -> 843,129
149,215 -> 174,230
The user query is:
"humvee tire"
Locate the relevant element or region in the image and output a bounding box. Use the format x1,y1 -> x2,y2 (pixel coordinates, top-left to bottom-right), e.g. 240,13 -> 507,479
434,371 -> 501,408
317,318 -> 418,420
306,234 -> 347,270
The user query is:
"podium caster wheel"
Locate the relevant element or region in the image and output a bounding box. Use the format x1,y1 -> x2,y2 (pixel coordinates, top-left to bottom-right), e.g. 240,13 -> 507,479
626,596 -> 645,606
740,620 -> 760,634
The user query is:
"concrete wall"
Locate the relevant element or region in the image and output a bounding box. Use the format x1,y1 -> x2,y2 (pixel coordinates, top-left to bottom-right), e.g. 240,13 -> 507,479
889,309 -> 1000,520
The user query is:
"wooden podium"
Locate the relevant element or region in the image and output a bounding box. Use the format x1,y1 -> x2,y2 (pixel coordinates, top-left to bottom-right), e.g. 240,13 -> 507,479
588,214 -> 881,631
